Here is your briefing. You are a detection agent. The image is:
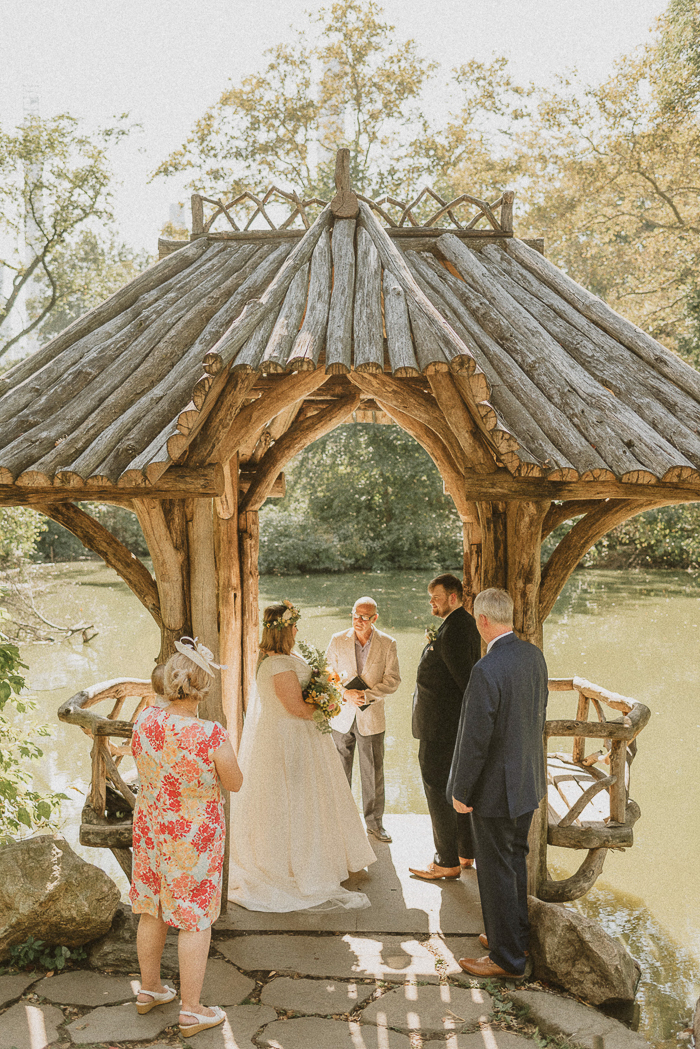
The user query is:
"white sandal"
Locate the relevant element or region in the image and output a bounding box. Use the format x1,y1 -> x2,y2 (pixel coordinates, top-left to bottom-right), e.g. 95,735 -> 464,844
135,985 -> 177,1014
179,1005 -> 225,1035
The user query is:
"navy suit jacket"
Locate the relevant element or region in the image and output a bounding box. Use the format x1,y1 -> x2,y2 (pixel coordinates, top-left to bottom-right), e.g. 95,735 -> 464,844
412,606 -> 481,743
447,632 -> 548,819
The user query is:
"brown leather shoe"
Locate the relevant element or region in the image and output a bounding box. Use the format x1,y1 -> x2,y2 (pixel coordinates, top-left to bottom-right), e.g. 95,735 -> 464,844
460,858 -> 474,869
478,934 -> 528,956
408,862 -> 461,880
458,955 -> 524,979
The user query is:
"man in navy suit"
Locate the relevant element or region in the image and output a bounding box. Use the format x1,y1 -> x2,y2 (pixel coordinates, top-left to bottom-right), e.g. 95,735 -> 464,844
449,588 -> 548,978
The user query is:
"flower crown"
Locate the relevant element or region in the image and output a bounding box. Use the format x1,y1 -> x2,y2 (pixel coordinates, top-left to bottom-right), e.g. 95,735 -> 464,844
269,599 -> 301,630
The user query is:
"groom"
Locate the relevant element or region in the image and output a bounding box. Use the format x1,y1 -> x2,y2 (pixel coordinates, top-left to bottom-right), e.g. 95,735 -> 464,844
327,597 -> 401,843
409,573 -> 481,880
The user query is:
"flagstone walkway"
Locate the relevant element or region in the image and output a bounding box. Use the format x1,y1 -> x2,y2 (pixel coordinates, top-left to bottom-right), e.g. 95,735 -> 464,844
0,816 -> 651,1049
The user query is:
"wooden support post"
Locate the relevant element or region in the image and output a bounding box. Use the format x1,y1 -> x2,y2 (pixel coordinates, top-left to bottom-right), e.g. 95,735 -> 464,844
572,692 -> 590,764
609,740 -> 627,823
500,190 -> 514,234
478,501 -> 507,590
134,498 -> 191,662
90,737 -> 107,817
504,500 -> 550,895
214,460 -> 241,916
191,194 -> 204,235
461,517 -> 482,613
215,458 -> 243,747
239,510 -> 260,717
506,500 -> 550,648
188,499 -> 223,725
110,848 -> 133,881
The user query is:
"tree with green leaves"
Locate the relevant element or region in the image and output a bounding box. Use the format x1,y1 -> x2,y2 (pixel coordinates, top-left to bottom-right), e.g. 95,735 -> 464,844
0,628 -> 66,841
155,0 -> 436,199
0,112 -> 133,360
259,425 -> 462,574
515,9 -> 700,357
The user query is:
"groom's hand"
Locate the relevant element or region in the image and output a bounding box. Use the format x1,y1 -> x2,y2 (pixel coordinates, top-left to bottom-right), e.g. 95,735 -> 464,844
344,689 -> 366,706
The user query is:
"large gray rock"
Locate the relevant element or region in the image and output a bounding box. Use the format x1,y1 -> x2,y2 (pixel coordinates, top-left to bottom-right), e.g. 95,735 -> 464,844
0,835 -> 120,960
528,895 -> 641,1006
87,902 -> 179,975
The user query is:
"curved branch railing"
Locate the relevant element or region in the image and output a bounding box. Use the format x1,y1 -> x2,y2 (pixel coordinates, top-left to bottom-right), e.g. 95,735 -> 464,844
539,677 -> 650,902
58,679 -> 157,878
59,672 -> 648,901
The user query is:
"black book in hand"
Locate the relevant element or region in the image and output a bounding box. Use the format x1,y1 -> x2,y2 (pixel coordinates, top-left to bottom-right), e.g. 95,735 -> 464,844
343,674 -> 372,710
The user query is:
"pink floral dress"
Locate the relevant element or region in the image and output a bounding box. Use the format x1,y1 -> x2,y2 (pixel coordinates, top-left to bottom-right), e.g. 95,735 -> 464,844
129,705 -> 228,931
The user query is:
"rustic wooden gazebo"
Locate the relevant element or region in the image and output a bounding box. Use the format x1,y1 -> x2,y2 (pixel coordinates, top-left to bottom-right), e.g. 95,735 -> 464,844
3,150 -> 695,900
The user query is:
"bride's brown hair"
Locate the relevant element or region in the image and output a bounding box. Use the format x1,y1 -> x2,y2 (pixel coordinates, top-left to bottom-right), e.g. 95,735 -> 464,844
260,603 -> 297,656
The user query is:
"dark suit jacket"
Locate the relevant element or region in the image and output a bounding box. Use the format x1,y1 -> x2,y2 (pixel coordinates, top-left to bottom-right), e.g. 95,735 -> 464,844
412,606 -> 481,743
447,632 -> 548,819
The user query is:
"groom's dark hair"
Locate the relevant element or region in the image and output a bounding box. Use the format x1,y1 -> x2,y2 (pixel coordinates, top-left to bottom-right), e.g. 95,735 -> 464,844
429,573 -> 463,601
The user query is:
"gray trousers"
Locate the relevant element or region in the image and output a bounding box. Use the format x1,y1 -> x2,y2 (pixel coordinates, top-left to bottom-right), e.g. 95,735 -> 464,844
331,724 -> 385,829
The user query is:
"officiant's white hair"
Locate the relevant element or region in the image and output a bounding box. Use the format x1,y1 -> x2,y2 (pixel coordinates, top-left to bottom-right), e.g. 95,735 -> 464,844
353,596 -> 377,613
474,588 -> 514,626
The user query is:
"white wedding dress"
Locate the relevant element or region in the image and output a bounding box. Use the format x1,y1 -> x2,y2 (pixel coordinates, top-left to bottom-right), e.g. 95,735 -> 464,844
228,652 -> 376,912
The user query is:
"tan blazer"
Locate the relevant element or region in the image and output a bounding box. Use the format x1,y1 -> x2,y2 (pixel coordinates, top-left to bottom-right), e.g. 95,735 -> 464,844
326,627 -> 401,736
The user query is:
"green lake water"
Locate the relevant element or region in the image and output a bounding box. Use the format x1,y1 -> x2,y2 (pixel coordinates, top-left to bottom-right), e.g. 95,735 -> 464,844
16,562 -> 700,1045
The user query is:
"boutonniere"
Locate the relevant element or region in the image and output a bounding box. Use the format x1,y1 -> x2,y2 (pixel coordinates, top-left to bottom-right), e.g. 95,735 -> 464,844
424,626 -> 438,645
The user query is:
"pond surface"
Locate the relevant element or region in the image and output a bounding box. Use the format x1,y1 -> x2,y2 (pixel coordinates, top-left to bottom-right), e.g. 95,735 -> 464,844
15,563 -> 700,1045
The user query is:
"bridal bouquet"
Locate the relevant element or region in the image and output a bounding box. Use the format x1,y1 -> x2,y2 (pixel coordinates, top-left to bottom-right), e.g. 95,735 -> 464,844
297,640 -> 343,734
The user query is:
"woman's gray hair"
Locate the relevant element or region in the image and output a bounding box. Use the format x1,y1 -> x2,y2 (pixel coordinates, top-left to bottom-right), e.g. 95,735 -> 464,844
473,588 -> 514,626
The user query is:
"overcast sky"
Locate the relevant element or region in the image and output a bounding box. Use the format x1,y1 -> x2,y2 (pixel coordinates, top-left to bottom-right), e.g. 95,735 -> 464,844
0,0 -> 668,252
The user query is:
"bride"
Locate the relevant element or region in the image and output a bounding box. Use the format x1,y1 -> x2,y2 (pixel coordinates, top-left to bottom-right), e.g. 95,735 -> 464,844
228,601 -> 376,912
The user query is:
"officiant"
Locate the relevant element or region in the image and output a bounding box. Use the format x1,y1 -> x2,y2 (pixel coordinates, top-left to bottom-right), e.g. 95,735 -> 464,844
327,598 -> 401,843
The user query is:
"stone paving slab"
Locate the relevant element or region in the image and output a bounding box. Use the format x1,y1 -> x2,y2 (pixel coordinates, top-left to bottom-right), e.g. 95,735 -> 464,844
35,968 -> 137,1006
260,976 -> 376,1014
66,998 -> 181,1043
423,1033 -> 538,1048
218,933 -> 484,981
0,971 -> 41,1009
181,1004 -> 277,1049
361,982 -> 493,1035
258,1016 -> 412,1048
509,989 -> 653,1049
0,1001 -> 64,1049
218,933 -> 478,981
216,815 -> 483,935
202,957 -> 256,1005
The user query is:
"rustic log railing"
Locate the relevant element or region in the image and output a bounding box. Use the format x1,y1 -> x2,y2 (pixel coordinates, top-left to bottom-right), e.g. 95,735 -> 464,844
59,672 -> 648,902
58,679 -> 157,881
192,186 -> 514,236
538,676 -> 650,902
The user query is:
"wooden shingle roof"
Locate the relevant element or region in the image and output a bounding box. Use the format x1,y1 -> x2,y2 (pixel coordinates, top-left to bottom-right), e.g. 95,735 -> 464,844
2,195 -> 700,499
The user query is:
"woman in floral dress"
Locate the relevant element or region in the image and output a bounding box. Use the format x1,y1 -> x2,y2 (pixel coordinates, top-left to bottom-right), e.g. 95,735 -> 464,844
129,639 -> 242,1036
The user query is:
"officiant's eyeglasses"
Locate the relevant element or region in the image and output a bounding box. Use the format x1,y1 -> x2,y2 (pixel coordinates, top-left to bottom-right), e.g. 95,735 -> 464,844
352,613 -> 376,621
